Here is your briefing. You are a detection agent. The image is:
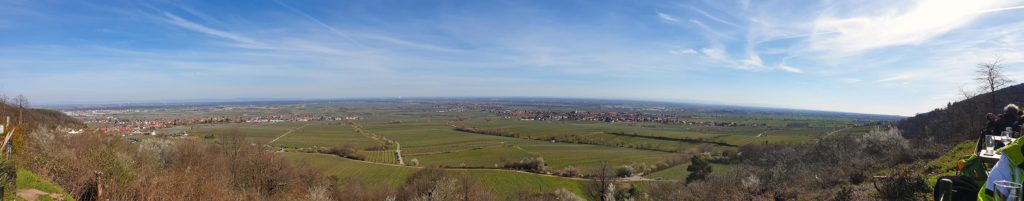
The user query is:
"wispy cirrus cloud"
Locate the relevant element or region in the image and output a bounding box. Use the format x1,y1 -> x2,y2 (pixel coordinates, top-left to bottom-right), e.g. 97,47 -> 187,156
656,12 -> 678,22
809,0 -> 1022,55
777,64 -> 802,73
162,12 -> 265,48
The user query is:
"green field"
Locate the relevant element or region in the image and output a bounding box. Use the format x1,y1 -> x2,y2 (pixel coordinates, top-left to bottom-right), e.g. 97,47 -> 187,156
184,108 -> 860,177
283,152 -> 590,200
450,117 -> 837,157
354,120 -> 678,172
272,124 -> 383,149
81,99 -> 895,200
184,108 -> 851,177
364,150 -> 401,164
189,122 -> 309,143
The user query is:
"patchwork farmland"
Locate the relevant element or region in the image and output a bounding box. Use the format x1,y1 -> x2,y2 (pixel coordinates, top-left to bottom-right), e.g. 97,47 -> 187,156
148,99 -> 893,199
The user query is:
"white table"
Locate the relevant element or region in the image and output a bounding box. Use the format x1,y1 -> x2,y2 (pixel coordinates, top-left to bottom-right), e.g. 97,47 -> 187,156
980,135 -> 1017,164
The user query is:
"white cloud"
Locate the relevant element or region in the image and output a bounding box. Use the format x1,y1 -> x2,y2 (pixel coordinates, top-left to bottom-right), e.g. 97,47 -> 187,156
777,64 -> 802,73
696,46 -> 765,70
877,73 -> 917,83
692,7 -> 743,28
162,12 -> 264,48
668,49 -> 697,55
810,0 -> 1019,55
689,19 -> 728,40
699,47 -> 728,61
657,12 -> 678,22
739,54 -> 763,68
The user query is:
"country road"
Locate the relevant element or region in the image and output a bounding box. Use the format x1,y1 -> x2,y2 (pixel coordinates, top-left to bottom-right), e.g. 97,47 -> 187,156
268,124 -> 310,144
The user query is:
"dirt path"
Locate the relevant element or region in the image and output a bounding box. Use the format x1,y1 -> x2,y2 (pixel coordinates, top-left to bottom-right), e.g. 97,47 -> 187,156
826,127 -> 852,137
268,124 -> 310,144
17,189 -> 63,201
395,142 -> 405,165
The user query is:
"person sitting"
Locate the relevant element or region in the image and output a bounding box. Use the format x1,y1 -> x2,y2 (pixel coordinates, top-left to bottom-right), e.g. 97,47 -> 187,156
987,113 -> 1001,136
994,104 -> 1021,134
1016,109 -> 1024,137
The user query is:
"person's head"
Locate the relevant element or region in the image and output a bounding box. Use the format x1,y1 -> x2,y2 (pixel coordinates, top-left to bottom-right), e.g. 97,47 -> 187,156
988,113 -> 999,121
1005,104 -> 1020,116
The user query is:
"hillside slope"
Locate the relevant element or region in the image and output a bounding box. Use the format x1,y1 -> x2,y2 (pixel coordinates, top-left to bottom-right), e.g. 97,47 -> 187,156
898,83 -> 1024,143
0,103 -> 83,133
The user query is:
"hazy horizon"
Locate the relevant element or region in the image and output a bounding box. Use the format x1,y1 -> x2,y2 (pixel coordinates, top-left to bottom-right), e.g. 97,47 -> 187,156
3,0 -> 1024,116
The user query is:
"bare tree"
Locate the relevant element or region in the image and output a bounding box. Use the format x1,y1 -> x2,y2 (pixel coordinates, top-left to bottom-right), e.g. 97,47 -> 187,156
0,92 -> 7,104
958,85 -> 978,102
588,161 -> 614,201
13,95 -> 28,108
976,57 -> 1013,112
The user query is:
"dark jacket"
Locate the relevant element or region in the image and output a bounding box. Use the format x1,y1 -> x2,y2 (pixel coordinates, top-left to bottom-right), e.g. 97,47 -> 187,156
994,114 -> 1020,133
985,120 -> 1001,135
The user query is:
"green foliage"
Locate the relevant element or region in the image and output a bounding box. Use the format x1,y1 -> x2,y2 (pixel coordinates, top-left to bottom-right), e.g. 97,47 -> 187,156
924,140 -> 978,188
615,165 -> 634,178
685,155 -> 712,183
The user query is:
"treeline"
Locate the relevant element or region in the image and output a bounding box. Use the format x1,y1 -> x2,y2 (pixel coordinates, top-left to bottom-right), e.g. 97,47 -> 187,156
898,82 -> 1024,144
453,126 -> 676,152
606,132 -> 736,147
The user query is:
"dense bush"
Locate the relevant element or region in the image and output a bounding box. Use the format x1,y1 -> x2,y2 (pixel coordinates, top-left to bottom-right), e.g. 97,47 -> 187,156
321,144 -> 365,160
615,165 -> 634,178
502,157 -> 546,173
643,127 -> 932,200
685,155 -> 712,183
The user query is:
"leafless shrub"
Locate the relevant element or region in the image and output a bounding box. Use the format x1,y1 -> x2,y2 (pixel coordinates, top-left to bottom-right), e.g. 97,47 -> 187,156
874,167 -> 929,201
860,127 -> 909,157
528,188 -> 586,201
586,162 -> 614,201
398,168 -> 492,201
20,129 -> 333,201
555,166 -> 581,177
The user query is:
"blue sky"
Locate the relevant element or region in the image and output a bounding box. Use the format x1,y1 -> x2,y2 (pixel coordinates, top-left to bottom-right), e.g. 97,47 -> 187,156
2,0 -> 1024,116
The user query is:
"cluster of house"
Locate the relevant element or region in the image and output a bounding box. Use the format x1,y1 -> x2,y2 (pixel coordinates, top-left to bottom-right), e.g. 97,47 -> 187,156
492,110 -> 769,127
75,114 -> 360,136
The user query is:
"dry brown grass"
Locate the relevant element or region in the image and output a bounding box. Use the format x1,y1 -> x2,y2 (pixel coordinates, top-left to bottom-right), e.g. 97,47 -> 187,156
19,128 -> 512,201
21,129 -> 326,201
